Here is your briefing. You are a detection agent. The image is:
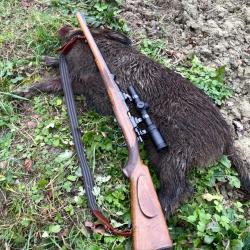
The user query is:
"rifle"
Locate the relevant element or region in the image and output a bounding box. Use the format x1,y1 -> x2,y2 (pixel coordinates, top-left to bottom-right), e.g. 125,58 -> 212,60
76,12 -> 172,250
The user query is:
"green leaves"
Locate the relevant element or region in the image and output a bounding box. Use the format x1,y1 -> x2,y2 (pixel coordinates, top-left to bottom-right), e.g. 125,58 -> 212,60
140,39 -> 171,68
178,56 -> 232,105
67,175 -> 77,181
0,60 -> 14,78
0,60 -> 24,87
202,193 -> 223,202
228,176 -> 241,188
204,235 -> 215,244
215,65 -> 226,83
48,224 -> 61,234
10,76 -> 24,84
94,2 -> 109,12
171,155 -> 249,249
0,174 -> 6,182
198,155 -> 241,189
231,239 -> 244,250
87,0 -> 128,32
55,150 -> 73,163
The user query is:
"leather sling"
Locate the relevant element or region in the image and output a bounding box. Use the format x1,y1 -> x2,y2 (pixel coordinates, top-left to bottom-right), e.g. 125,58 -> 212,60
59,53 -> 131,237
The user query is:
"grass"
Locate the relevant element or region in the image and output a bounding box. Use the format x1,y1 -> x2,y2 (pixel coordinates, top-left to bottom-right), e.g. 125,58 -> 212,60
0,0 -> 249,249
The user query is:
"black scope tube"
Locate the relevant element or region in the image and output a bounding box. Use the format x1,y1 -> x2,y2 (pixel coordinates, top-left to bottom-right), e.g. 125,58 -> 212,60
128,86 -> 167,151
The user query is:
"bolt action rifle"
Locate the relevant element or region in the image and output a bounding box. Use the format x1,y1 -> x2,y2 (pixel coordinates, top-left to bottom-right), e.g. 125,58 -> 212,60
76,12 -> 172,250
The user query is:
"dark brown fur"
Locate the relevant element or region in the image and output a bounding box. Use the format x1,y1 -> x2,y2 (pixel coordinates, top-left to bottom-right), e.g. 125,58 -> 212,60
19,26 -> 250,215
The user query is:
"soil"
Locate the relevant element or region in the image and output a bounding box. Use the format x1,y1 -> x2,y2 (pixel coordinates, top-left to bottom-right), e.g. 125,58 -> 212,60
118,0 -> 250,164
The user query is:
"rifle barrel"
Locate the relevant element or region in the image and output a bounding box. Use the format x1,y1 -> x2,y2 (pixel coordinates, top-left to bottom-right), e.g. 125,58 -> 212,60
77,12 -> 139,177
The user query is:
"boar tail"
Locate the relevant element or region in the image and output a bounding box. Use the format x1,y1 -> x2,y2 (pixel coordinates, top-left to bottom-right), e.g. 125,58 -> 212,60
227,145 -> 250,193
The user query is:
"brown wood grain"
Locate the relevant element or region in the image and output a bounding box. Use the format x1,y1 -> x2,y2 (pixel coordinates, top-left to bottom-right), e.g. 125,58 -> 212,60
130,160 -> 172,250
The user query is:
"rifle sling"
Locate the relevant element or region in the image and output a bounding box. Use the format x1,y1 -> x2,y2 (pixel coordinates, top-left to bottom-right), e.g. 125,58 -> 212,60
57,35 -> 85,54
59,54 -> 131,237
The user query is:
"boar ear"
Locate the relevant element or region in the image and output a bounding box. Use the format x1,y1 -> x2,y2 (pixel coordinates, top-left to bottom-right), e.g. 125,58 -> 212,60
58,26 -> 74,38
105,31 -> 132,46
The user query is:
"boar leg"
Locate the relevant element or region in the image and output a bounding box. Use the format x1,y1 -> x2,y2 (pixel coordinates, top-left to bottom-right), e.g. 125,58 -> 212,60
42,56 -> 59,68
157,152 -> 194,217
15,78 -> 62,98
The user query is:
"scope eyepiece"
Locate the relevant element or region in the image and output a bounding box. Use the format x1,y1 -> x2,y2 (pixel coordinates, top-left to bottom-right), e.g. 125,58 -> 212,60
128,85 -> 167,151
147,124 -> 167,151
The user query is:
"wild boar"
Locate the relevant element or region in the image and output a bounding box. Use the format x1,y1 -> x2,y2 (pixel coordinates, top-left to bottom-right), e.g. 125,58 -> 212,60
18,26 -> 250,215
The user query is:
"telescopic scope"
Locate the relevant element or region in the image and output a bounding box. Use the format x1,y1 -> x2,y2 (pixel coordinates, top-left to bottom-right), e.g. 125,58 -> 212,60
128,85 -> 167,151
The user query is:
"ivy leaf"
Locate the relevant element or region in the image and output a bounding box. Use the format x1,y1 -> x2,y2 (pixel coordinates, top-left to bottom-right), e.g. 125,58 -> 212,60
197,221 -> 206,233
242,232 -> 250,250
215,65 -> 225,83
204,235 -> 215,244
56,98 -> 62,106
63,181 -> 72,192
0,174 -> 6,181
186,214 -> 197,224
219,155 -> 231,168
202,193 -> 223,202
219,215 -> 230,230
67,175 -> 77,181
37,179 -> 49,189
10,76 -> 24,84
228,175 -> 241,188
207,221 -> 221,233
94,3 -> 108,12
230,239 -> 244,250
55,150 -> 73,163
48,224 -> 61,234
42,231 -> 49,238
214,200 -> 224,212
20,217 -> 31,227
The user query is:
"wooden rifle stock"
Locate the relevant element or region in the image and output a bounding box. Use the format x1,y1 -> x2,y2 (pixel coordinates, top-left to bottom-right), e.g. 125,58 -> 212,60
76,12 -> 172,250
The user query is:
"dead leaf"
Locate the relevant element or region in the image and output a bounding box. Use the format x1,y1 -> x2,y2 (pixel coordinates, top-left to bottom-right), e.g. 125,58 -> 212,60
24,159 -> 33,172
93,225 -> 106,234
21,0 -> 32,8
0,161 -> 7,169
101,132 -> 107,137
84,221 -> 106,235
0,189 -> 7,212
59,228 -> 69,238
32,114 -> 40,119
85,221 -> 95,230
46,183 -> 53,200
4,243 -> 11,250
35,231 -> 42,240
202,193 -> 223,202
27,121 -> 37,129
